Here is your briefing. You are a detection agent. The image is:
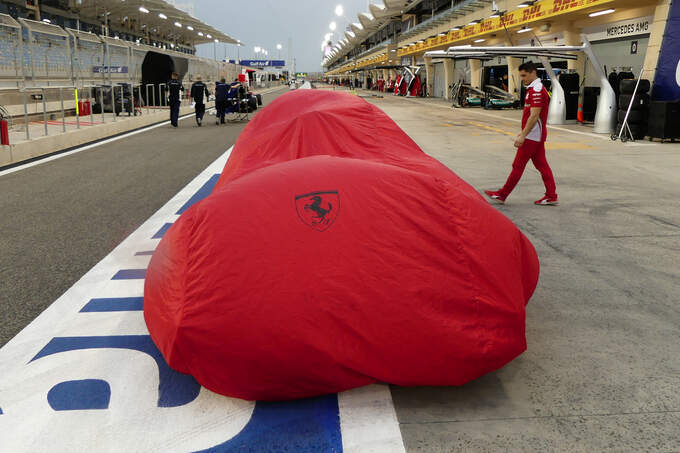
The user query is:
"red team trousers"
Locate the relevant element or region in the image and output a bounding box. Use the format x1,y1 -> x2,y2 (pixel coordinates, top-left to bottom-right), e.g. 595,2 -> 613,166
500,139 -> 556,198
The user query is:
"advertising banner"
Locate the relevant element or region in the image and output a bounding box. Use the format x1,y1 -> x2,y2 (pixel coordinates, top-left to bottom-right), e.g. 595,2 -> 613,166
229,59 -> 285,68
93,66 -> 128,74
400,0 -> 615,56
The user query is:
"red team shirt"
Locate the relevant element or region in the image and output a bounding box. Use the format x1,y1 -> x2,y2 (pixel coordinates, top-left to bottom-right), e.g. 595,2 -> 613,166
522,78 -> 550,143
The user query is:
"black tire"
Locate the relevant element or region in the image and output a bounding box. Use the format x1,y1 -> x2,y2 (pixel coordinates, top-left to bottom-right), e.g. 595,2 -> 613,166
619,79 -> 650,95
617,109 -> 645,123
619,93 -> 650,111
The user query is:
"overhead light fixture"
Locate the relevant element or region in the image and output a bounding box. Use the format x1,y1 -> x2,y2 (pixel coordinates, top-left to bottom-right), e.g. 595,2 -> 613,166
417,40 -> 424,43
139,6 -> 149,13
468,19 -> 481,25
186,25 -> 194,31
158,13 -> 167,19
174,22 -> 182,28
490,10 -> 506,18
517,27 -> 532,33
206,34 -> 212,39
517,1 -> 535,7
474,38 -> 486,43
589,9 -> 615,17
198,31 -> 204,36
451,26 -> 461,31
437,33 -> 446,37
42,18 -> 51,23
214,39 -> 219,43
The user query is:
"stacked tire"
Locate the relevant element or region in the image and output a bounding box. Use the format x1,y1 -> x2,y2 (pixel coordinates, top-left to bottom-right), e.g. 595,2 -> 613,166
616,79 -> 650,140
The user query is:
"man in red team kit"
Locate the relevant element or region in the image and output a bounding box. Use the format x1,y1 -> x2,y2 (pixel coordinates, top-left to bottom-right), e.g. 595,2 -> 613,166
485,61 -> 558,206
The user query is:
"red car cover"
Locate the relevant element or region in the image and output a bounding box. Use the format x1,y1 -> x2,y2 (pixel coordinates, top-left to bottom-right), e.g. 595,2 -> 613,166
144,90 -> 540,401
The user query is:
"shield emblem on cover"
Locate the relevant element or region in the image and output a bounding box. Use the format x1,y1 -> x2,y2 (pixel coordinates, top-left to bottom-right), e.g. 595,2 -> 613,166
295,191 -> 340,232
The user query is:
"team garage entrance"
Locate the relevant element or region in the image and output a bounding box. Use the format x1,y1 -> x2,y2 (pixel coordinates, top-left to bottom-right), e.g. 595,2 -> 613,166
426,14 -> 652,101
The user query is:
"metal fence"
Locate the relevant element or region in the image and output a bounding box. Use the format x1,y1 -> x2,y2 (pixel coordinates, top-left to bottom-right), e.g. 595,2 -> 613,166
0,14 -> 22,83
0,14 -> 230,90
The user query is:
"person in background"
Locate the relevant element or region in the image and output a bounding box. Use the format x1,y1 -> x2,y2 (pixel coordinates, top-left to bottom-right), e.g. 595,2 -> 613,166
167,72 -> 184,128
190,75 -> 210,127
215,78 -> 229,125
485,61 -> 558,206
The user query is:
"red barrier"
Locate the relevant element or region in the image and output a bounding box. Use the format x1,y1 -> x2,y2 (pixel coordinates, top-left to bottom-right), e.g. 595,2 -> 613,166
0,119 -> 9,146
78,100 -> 91,116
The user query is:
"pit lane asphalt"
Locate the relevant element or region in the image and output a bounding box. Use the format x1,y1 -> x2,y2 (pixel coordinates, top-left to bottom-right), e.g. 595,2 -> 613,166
0,87 -> 287,347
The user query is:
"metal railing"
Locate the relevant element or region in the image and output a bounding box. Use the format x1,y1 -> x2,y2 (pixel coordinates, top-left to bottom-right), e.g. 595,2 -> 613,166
16,82 -> 156,140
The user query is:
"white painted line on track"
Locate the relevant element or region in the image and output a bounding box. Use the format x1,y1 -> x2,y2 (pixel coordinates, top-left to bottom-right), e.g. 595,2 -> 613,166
0,85 -> 289,179
0,142 -> 405,452
0,113 -> 196,178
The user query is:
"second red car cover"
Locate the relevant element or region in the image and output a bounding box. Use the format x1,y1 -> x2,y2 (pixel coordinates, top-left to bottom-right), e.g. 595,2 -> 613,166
144,90 -> 540,401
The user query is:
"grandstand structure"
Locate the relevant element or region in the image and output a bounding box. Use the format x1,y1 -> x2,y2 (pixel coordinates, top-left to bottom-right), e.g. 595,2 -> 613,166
0,0 -> 244,113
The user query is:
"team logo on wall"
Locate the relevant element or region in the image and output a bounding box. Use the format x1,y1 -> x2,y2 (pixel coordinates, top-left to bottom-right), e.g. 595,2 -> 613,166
295,191 -> 340,232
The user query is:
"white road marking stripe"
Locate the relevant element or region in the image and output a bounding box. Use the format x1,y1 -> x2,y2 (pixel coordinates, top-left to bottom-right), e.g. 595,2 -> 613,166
0,142 -> 405,452
0,85 -> 288,178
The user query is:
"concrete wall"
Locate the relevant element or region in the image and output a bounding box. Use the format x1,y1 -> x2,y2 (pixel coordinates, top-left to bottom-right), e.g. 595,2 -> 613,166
0,103 -> 207,167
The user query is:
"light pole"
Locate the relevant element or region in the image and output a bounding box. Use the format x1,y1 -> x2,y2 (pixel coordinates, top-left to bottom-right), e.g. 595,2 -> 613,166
277,43 -> 282,60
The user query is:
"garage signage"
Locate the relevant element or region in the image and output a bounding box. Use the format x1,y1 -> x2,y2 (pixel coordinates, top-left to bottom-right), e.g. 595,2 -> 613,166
582,16 -> 653,42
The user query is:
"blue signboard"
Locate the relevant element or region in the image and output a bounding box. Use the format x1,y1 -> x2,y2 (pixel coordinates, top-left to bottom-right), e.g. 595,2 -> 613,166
227,59 -> 285,68
93,66 -> 129,74
652,1 -> 680,100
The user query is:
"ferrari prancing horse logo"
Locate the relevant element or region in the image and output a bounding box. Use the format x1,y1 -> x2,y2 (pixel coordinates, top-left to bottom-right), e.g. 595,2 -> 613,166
295,191 -> 340,232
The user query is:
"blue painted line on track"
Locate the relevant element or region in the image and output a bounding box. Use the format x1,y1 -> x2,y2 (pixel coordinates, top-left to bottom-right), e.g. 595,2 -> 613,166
176,174 -> 221,215
3,162 -> 359,450
31,336 -> 200,408
195,394 -> 343,453
152,223 -> 173,239
47,380 -> 111,411
111,269 -> 146,280
80,297 -> 144,312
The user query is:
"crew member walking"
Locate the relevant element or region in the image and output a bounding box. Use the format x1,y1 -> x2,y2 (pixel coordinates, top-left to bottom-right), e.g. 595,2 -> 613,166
485,61 -> 558,206
190,75 -> 210,127
215,78 -> 229,125
168,72 -> 184,128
